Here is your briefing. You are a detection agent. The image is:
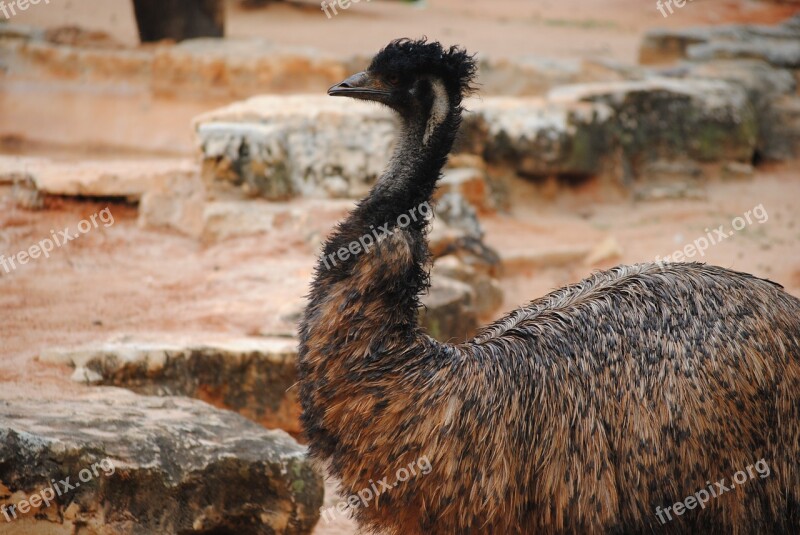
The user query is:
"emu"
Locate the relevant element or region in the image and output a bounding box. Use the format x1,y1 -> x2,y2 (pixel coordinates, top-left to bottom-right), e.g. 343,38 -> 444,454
298,38 -> 800,534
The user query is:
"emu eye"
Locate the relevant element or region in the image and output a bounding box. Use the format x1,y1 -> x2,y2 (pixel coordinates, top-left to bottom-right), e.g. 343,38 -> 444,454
387,74 -> 401,85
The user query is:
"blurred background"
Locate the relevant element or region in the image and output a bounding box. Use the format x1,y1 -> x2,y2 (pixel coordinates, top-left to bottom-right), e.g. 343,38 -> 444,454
1,1 -> 799,534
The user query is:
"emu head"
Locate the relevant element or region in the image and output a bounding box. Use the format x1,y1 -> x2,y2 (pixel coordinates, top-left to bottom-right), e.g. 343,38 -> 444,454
328,38 -> 477,139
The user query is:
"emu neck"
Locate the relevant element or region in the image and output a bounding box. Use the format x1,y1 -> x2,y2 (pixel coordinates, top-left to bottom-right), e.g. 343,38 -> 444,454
301,102 -> 460,362
323,98 -> 460,274
360,110 -> 458,227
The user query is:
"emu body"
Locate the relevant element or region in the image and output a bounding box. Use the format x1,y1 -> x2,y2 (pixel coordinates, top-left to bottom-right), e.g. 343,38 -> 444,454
298,39 -> 800,534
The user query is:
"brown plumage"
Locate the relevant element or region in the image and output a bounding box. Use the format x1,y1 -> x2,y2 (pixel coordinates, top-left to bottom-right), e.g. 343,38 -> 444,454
298,39 -> 800,534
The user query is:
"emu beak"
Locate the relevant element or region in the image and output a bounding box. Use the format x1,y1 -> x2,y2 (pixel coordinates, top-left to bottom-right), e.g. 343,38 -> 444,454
328,71 -> 390,102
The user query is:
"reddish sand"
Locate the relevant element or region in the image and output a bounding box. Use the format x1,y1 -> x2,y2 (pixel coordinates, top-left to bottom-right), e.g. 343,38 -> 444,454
9,0 -> 799,60
3,165 -> 799,535
4,0 -> 798,155
2,164 -> 799,534
2,1 -> 800,534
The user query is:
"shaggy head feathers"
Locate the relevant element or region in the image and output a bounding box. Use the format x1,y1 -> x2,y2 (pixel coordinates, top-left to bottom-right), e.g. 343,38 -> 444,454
368,38 -> 477,105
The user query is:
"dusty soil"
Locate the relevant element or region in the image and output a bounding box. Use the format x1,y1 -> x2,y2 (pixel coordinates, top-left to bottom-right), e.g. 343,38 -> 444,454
3,1 -> 800,534
3,166 -> 799,371
2,164 -> 799,534
9,0 -> 799,60
4,0 -> 798,155
3,164 -> 799,534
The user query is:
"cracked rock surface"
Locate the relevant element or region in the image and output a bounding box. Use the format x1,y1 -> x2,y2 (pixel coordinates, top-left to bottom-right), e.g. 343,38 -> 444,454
0,390 -> 323,535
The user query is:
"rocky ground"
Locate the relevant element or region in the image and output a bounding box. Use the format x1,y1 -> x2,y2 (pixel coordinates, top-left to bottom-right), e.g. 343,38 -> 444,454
2,1 -> 800,534
1,160 -> 798,535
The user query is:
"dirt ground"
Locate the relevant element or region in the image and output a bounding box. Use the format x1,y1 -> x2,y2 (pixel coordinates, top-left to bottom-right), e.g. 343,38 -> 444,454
3,165 -> 799,374
2,1 -> 800,534
9,0 -> 798,60
2,164 -> 799,534
3,0 -> 798,154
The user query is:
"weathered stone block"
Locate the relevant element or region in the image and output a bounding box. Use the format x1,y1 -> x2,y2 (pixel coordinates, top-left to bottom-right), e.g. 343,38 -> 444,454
195,96 -> 396,200
640,16 -> 800,68
432,256 -> 503,318
639,26 -> 742,65
0,391 -> 323,534
154,40 -> 347,99
437,167 -> 493,213
138,171 -> 205,236
41,338 -> 305,436
463,97 -> 615,179
671,59 -> 797,160
200,198 -> 354,242
0,156 -> 197,200
420,276 -> 478,342
550,78 -> 758,172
